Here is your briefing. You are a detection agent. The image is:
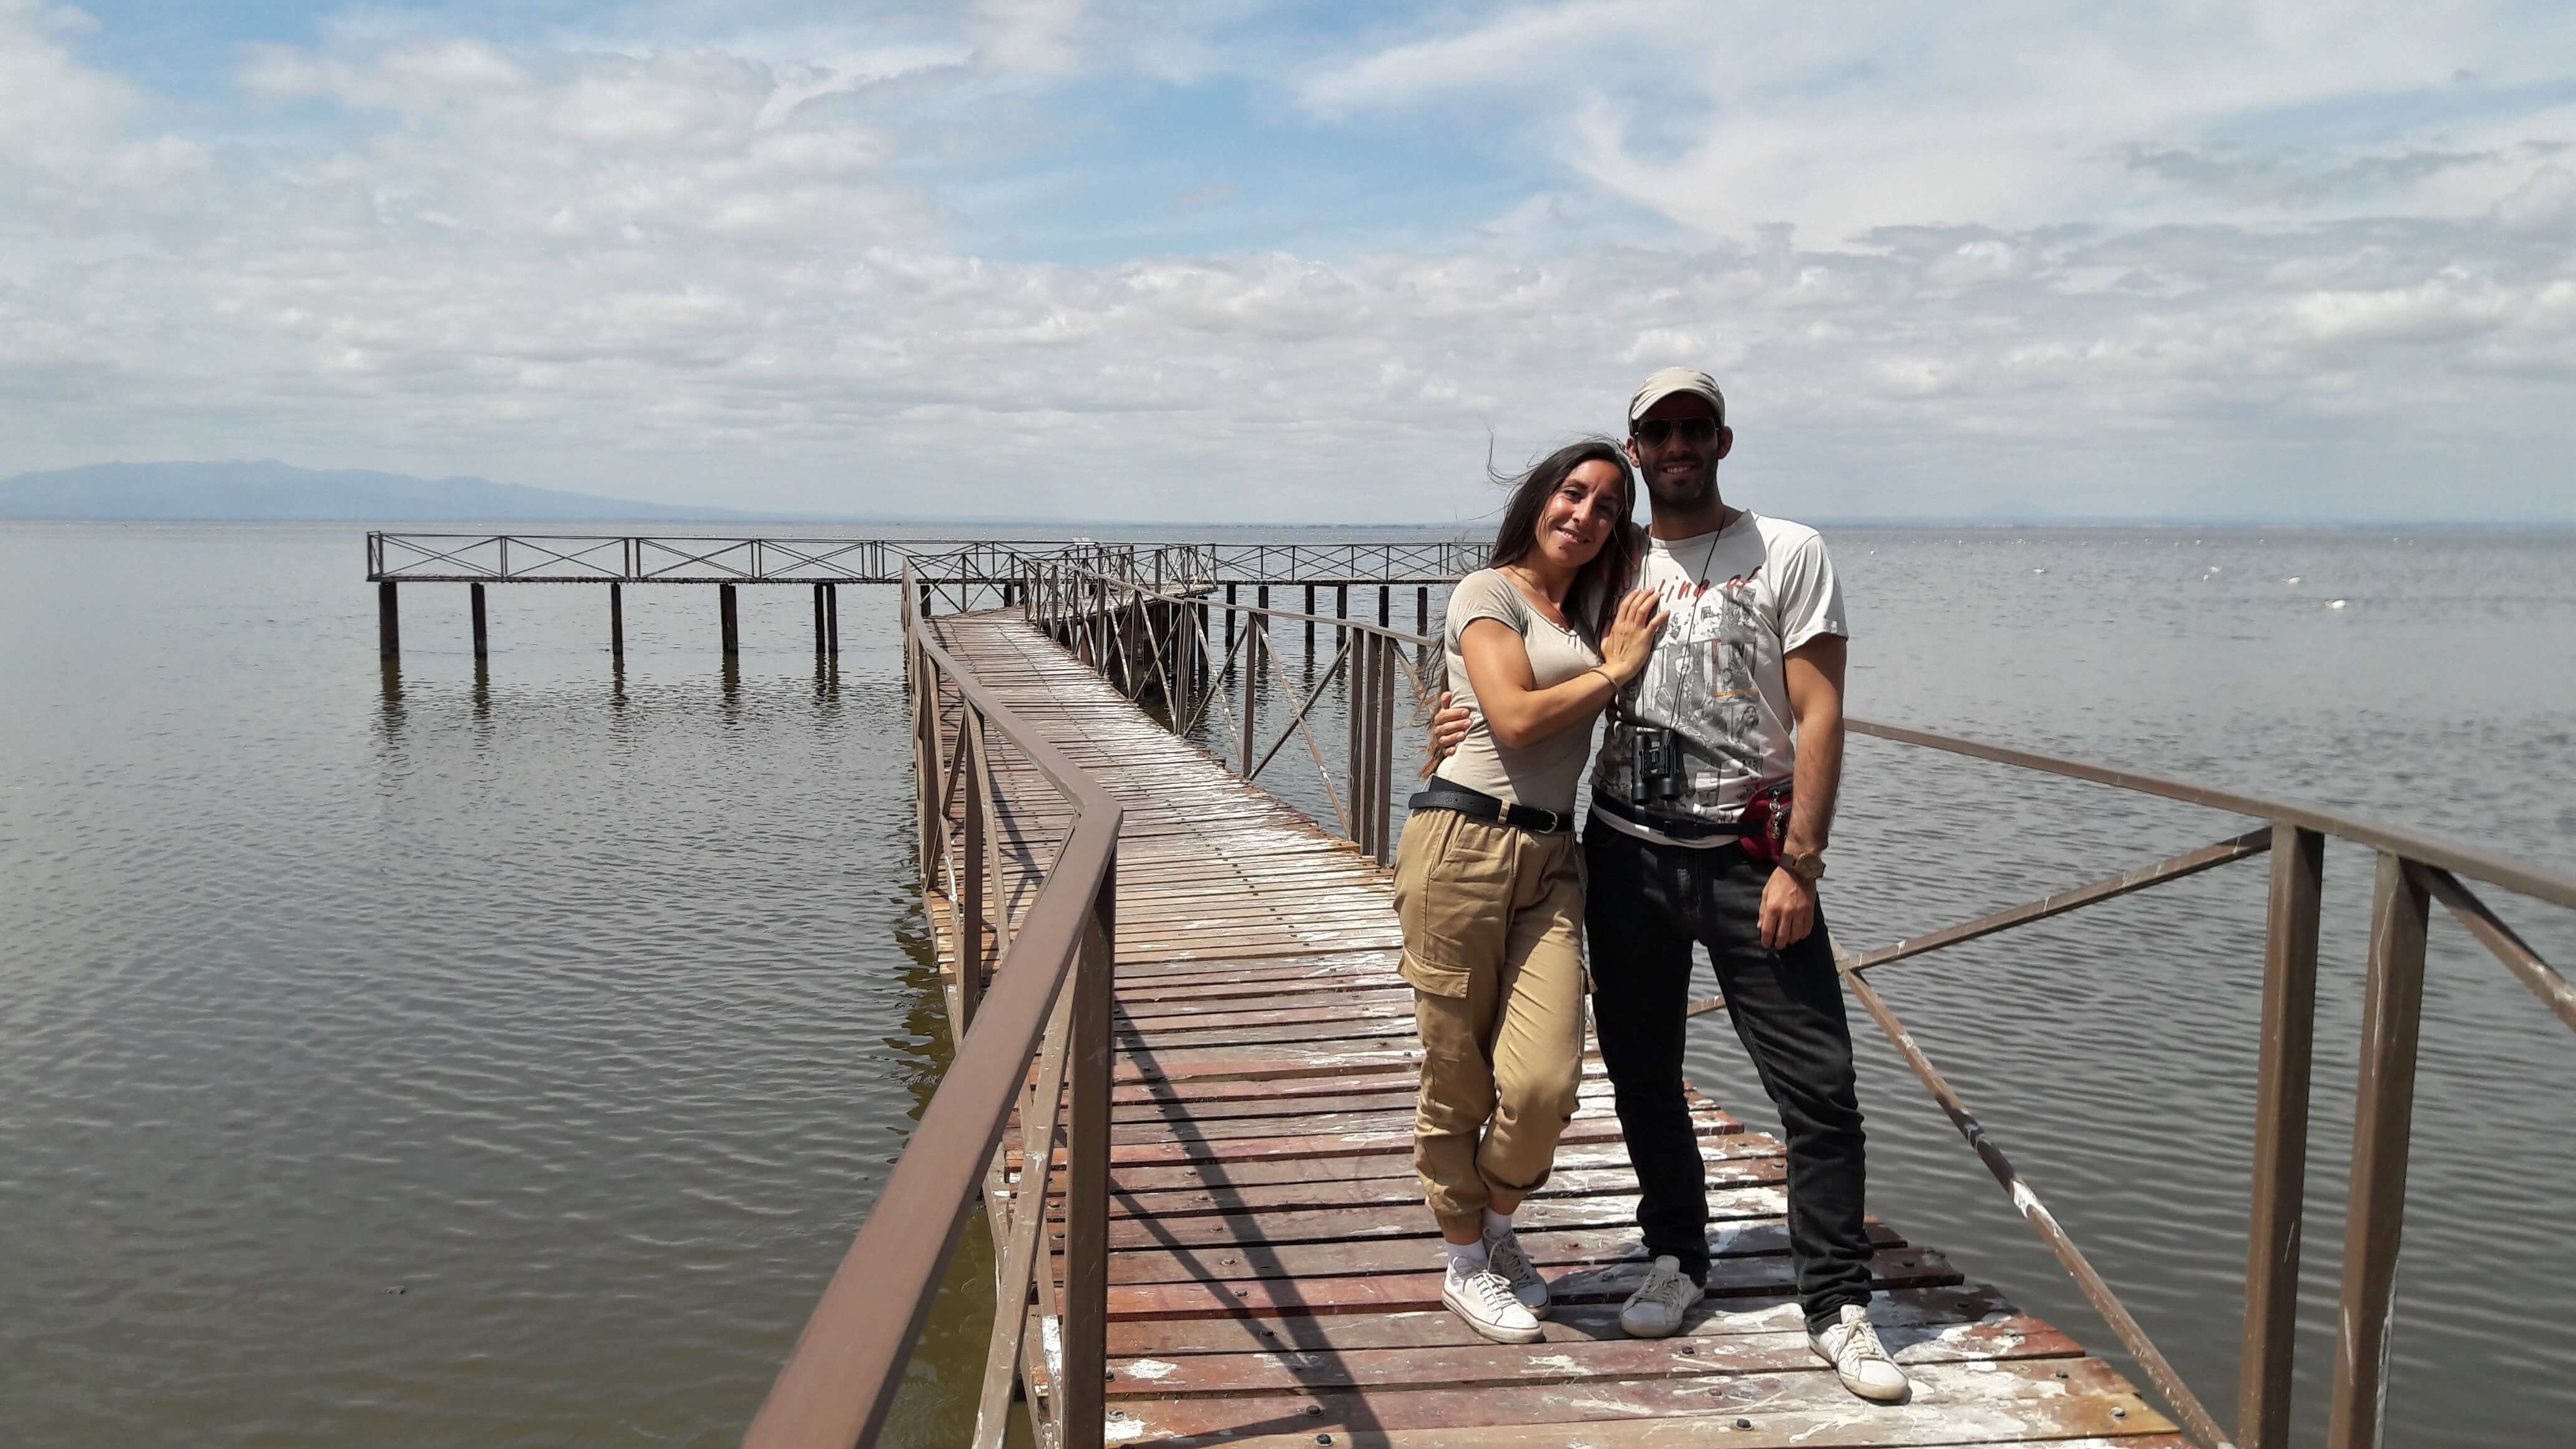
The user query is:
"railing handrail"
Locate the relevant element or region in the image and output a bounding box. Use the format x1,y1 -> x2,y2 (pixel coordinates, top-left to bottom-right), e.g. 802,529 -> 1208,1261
742,567 -> 1122,1449
1847,718 -> 2576,913
1045,559 -> 1442,649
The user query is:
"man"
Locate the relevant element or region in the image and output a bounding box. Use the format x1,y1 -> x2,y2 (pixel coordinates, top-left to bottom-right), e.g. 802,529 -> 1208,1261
1428,368 -> 1905,1403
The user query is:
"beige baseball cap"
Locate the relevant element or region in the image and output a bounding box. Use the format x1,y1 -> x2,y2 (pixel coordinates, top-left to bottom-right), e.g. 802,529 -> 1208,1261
1628,367 -> 1726,427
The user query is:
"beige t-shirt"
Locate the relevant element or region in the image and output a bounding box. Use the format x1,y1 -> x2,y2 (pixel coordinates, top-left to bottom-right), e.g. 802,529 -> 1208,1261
1430,568 -> 1606,816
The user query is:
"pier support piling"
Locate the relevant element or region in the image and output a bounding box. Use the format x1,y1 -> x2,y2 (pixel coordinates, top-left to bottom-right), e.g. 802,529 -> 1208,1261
813,583 -> 829,656
469,583 -> 488,659
376,582 -> 400,659
720,583 -> 740,655
826,583 -> 839,658
1417,585 -> 1428,636
609,583 -> 624,663
1378,585 -> 1390,629
1304,584 -> 1316,661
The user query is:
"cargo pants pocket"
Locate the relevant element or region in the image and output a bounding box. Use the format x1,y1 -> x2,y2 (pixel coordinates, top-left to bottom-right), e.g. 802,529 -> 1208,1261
1392,810 -> 1515,998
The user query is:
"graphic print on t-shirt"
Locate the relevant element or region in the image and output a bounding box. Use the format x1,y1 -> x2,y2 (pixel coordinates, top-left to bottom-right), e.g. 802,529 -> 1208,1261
1658,565 -> 1766,801
1592,512 -> 1845,833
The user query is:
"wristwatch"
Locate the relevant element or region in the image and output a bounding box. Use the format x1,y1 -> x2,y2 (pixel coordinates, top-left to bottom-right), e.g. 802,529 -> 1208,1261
1780,851 -> 1827,883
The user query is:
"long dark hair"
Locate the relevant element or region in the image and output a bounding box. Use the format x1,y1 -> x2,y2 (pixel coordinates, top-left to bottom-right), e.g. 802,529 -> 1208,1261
1488,437 -> 1639,638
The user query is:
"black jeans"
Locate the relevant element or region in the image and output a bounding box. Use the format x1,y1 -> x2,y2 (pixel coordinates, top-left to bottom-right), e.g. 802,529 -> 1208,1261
1583,824 -> 1873,1330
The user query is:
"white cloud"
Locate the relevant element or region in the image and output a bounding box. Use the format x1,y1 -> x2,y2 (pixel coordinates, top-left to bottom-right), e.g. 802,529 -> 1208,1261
1,2 -> 2572,522
970,0 -> 1086,76
1305,2 -> 2576,243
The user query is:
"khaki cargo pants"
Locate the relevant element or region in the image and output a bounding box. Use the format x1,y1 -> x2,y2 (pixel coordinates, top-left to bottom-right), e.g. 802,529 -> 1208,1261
1390,807 -> 1588,1240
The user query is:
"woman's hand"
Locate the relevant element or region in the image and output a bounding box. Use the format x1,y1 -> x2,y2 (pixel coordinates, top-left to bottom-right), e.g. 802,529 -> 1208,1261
1427,693 -> 1472,764
1598,588 -> 1669,685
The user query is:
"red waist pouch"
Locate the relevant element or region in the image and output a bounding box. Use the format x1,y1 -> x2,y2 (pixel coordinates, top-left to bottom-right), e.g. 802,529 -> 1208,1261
1736,781 -> 1793,864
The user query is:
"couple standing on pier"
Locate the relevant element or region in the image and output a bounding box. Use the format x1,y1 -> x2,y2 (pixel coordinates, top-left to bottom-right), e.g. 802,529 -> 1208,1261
1393,367 -> 1906,1404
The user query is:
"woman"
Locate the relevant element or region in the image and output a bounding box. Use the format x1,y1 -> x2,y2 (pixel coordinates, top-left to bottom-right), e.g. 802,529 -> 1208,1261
1393,438 -> 1664,1342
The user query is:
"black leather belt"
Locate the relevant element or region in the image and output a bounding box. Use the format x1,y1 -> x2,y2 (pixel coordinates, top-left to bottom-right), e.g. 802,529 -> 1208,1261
1408,783 -> 1574,835
1589,789 -> 1754,841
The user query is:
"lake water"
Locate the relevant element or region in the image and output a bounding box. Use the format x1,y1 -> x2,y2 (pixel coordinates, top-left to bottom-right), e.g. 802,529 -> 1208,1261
2,520 -> 2569,1448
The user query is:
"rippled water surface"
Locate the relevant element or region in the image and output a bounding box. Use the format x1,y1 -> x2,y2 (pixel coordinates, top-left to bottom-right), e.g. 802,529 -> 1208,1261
2,521 -> 2569,1448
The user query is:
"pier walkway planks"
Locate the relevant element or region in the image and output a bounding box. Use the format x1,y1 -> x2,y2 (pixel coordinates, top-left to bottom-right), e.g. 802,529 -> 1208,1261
920,608 -> 2182,1449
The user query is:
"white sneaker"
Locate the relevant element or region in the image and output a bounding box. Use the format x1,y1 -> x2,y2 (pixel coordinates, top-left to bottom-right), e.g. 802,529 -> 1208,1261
1442,1260 -> 1542,1343
1481,1228 -> 1551,1318
1810,1302 -> 1909,1402
1617,1254 -> 1702,1338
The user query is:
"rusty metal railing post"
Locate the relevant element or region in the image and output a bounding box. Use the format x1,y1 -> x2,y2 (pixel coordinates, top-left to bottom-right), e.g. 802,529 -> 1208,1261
1348,632 -> 1368,857
958,707 -> 987,1034
2240,824 -> 2324,1449
1059,856 -> 1116,1449
1239,614 -> 1260,774
910,637 -> 940,886
2326,853 -> 2432,1449
1372,632 -> 1395,864
1360,632 -> 1380,856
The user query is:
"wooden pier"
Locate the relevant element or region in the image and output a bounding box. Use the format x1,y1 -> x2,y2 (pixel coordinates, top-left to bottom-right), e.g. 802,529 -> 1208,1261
740,550 -> 2576,1449
903,608 -> 2179,1448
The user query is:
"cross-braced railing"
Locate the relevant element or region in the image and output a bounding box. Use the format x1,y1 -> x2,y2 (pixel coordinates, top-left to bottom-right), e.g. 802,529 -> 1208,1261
744,566 -> 1120,1449
1140,539 -> 1482,585
1782,723 -> 2576,1449
1019,557 -> 1446,865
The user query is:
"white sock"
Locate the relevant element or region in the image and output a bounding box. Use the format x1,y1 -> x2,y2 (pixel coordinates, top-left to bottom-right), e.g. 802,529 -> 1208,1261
1482,1207 -> 1515,1241
1443,1238 -> 1489,1272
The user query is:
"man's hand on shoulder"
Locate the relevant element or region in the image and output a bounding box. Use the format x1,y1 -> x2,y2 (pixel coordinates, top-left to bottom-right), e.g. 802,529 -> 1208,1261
1427,691 -> 1471,764
1759,867 -> 1817,950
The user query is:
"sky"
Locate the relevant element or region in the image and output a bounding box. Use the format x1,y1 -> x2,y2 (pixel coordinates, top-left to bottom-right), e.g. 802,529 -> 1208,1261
2,1 -> 2572,524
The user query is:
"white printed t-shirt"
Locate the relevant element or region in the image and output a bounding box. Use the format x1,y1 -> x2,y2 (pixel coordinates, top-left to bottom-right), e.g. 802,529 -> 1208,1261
1591,511 -> 1848,847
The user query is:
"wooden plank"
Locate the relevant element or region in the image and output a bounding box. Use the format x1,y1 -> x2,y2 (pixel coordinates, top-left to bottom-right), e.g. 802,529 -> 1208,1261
1091,1161 -> 1786,1222
1106,1312 -> 2075,1396
1103,1247 -> 1959,1321
1108,1359 -> 2165,1445
1105,1282 -> 2021,1356
1095,1219 -> 1908,1282
1013,1110 -> 1743,1173
1090,1133 -> 1777,1195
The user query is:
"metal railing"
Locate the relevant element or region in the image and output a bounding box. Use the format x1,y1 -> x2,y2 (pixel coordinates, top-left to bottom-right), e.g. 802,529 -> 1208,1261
363,534 -> 1480,588
366,531 -> 1096,585
1793,721 -> 2576,1449
1138,539 -> 1482,586
1010,554 -> 2576,1449
1018,557 -> 1447,864
743,567 -> 1121,1449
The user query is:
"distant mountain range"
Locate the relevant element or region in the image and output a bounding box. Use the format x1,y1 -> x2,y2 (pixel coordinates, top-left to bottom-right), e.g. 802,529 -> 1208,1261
0,461 -> 807,522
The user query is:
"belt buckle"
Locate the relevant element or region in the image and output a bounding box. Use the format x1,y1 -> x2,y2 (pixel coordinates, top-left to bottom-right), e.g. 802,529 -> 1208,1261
1531,805 -> 1564,834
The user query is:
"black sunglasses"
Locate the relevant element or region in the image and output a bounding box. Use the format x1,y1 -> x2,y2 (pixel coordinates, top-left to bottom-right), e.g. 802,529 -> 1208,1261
1631,416 -> 1719,447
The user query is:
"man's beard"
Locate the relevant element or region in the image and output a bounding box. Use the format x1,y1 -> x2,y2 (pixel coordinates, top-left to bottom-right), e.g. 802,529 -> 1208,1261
1643,458 -> 1719,514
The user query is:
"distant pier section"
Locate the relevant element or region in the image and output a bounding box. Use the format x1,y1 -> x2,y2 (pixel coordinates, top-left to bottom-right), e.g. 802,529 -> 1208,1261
363,531 -> 1482,661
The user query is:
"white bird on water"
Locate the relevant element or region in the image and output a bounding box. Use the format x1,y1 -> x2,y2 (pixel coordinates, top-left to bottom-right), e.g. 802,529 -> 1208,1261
2284,577 -> 2301,585
2326,599 -> 2349,610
